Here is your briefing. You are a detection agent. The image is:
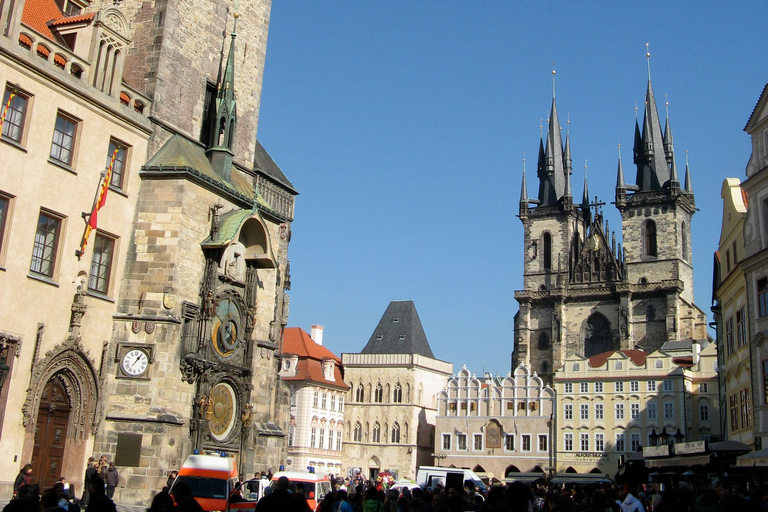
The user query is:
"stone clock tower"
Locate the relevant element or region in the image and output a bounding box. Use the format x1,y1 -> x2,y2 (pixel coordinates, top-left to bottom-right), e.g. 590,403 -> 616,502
92,0 -> 298,504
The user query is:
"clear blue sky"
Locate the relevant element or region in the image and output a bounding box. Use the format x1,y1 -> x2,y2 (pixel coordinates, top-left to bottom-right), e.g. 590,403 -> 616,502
257,1 -> 768,377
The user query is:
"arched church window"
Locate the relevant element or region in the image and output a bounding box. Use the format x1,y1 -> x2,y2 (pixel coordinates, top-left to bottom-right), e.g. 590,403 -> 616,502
681,222 -> 687,260
374,383 -> 383,403
356,384 -> 364,403
391,423 -> 400,444
353,422 -> 362,442
372,422 -> 381,443
393,383 -> 402,403
644,220 -> 657,257
584,313 -> 614,358
538,332 -> 550,350
543,232 -> 552,270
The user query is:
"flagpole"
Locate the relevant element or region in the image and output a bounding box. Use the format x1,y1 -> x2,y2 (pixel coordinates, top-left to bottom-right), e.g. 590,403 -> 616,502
76,148 -> 119,259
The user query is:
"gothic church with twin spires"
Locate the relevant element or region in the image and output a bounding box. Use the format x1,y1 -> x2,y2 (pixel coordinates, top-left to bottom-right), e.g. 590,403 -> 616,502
512,61 -> 708,383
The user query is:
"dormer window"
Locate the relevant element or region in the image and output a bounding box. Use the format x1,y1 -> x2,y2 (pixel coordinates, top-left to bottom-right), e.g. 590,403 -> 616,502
393,317 -> 399,323
54,0 -> 85,16
399,335 -> 406,341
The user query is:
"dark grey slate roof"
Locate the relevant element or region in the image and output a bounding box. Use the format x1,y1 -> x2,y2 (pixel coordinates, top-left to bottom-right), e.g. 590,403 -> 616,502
254,139 -> 298,194
361,301 -> 435,358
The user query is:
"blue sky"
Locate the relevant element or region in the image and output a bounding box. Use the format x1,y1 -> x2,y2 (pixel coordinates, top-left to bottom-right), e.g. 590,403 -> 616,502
257,1 -> 768,377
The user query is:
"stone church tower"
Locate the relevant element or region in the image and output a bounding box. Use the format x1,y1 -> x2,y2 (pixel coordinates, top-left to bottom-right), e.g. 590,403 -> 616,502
513,61 -> 707,384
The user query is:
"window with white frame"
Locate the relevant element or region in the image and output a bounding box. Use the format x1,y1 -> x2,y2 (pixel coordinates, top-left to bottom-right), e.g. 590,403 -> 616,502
505,434 -> 515,451
663,380 -> 673,392
664,402 -> 674,420
595,382 -> 604,393
701,383 -> 708,393
336,430 -> 342,451
522,434 -> 531,451
648,380 -> 657,392
615,381 -> 624,392
647,402 -> 658,420
655,360 -> 663,369
321,393 -> 327,409
50,111 -> 78,166
630,403 -> 640,419
564,433 -> 573,451
595,403 -> 604,420
630,381 -> 639,392
313,391 -> 319,407
580,382 -> 589,393
330,395 -> 336,411
564,403 -> 573,420
580,433 -> 589,451
473,434 -> 482,451
339,397 -> 344,412
595,433 -> 604,451
700,404 -> 709,421
2,86 -> 29,143
564,382 -> 573,393
615,403 -> 625,420
457,433 -> 467,451
319,428 -> 325,449
631,433 -> 641,452
88,233 -> 115,294
616,433 -> 625,452
311,427 -> 317,448
580,404 -> 589,420
30,211 -> 63,278
615,361 -> 623,370
106,139 -> 129,190
538,434 -> 548,451
442,433 -> 451,450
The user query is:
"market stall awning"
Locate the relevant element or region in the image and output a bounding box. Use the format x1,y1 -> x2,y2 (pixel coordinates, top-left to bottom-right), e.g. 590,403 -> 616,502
736,448 -> 768,467
502,472 -> 546,483
645,454 -> 711,468
550,473 -> 611,484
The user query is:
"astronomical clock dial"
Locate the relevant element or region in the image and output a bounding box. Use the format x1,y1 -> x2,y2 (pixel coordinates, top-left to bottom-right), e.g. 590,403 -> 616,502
212,296 -> 242,359
208,382 -> 236,441
121,349 -> 149,377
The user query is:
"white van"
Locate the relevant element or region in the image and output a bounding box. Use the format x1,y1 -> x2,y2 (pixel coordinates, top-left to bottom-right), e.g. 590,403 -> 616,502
415,466 -> 486,492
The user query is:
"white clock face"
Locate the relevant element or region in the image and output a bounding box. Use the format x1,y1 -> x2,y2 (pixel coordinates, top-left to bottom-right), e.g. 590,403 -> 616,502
122,349 -> 149,376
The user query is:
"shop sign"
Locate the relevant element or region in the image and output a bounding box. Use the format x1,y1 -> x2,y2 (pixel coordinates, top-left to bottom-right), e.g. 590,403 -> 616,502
643,445 -> 669,458
675,440 -> 706,455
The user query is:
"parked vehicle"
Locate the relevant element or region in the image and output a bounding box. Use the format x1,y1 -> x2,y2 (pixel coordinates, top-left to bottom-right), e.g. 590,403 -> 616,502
270,470 -> 332,511
415,466 -> 486,493
170,454 -> 258,511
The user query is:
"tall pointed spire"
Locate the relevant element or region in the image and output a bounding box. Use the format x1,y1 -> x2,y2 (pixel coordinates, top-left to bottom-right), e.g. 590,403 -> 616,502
520,157 -> 529,217
616,143 -> 626,204
540,68 -> 566,206
684,149 -> 694,197
635,44 -> 670,191
663,96 -> 673,163
582,159 -> 590,210
206,6 -> 239,181
563,116 -> 572,202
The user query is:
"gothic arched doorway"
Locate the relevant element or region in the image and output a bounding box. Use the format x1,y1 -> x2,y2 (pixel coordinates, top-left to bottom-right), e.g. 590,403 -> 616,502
584,313 -> 614,357
32,378 -> 72,489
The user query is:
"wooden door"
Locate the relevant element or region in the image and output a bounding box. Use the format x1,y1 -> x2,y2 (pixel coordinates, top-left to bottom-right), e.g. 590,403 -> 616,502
32,379 -> 71,490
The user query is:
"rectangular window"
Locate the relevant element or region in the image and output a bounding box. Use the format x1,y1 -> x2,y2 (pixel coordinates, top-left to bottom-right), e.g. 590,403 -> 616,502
564,382 -> 573,394
647,402 -> 657,420
701,383 -> 708,393
442,434 -> 451,450
726,316 -> 735,356
336,430 -> 342,451
538,434 -> 548,452
664,402 -> 674,420
730,394 -> 739,431
595,403 -> 604,420
311,427 -> 317,448
330,395 -> 336,411
2,86 -> 28,143
564,403 -> 573,420
580,382 -> 589,393
321,393 -> 327,409
88,233 -> 115,294
648,380 -> 657,392
457,433 -> 467,451
741,388 -> 752,428
522,434 -> 531,452
760,278 -> 768,317
313,391 -> 318,407
473,434 -> 483,451
580,433 -> 589,451
700,404 -> 709,421
564,433 -> 573,451
595,382 -> 603,393
614,361 -> 623,370
631,433 -> 641,452
319,428 -> 325,449
339,397 -> 344,412
737,307 -> 747,348
107,139 -> 129,190
595,433 -> 604,452
30,211 -> 62,278
580,404 -> 589,420
615,403 -> 625,420
663,380 -> 673,392
631,403 -> 640,419
504,434 -> 515,451
0,193 -> 10,256
50,112 -> 78,166
630,381 -> 639,392
616,434 -> 625,452
615,381 -> 624,392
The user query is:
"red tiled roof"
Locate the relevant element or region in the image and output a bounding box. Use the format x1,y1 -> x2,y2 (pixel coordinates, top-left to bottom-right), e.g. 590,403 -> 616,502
50,12 -> 95,26
21,0 -> 63,40
588,350 -> 648,368
282,328 -> 341,363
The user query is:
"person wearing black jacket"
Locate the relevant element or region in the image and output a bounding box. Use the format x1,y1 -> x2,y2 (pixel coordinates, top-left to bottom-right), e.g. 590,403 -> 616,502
85,476 -> 116,512
254,476 -> 304,512
81,458 -> 97,507
13,465 -> 33,499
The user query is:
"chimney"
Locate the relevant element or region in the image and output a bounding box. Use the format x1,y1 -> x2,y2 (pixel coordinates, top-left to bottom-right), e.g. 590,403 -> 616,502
311,325 -> 324,346
692,340 -> 701,367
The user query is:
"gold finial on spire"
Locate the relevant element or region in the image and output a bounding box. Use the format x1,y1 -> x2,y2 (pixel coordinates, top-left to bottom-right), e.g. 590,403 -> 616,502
539,118 -> 543,138
232,0 -> 240,35
552,62 -> 556,99
646,42 -> 651,81
567,113 -> 570,134
634,99 -> 638,120
665,93 -> 669,118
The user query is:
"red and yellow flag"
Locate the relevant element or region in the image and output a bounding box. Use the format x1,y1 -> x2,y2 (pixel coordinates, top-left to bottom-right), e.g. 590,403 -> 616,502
77,147 -> 118,258
0,88 -> 16,135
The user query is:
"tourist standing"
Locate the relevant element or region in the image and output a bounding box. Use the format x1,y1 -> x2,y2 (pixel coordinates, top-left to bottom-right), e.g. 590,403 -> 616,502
12,465 -> 33,499
105,463 -> 118,499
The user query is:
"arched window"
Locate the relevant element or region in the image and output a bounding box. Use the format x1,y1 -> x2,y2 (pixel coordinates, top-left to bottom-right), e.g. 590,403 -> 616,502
393,383 -> 402,403
584,313 -> 614,357
405,384 -> 411,403
372,422 -> 381,443
355,384 -> 364,403
541,360 -> 549,374
353,422 -> 362,442
538,332 -> 550,350
385,383 -> 391,403
375,383 -> 383,403
681,222 -> 687,260
543,232 -> 552,270
644,220 -> 657,257
392,423 -> 400,444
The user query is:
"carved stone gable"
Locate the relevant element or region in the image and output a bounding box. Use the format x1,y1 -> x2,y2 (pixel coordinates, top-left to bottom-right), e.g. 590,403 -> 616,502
571,216 -> 623,285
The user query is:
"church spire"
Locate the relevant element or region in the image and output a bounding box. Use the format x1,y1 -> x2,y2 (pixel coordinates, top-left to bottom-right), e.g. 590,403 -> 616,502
616,143 -> 626,204
684,149 -> 694,199
539,68 -> 566,206
563,117 -> 572,203
635,44 -> 671,191
206,8 -> 239,181
520,158 -> 529,217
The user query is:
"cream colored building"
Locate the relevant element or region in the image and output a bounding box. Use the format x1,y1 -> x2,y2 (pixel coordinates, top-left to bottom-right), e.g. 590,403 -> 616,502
280,326 -> 349,475
554,344 -> 720,479
713,178 -> 752,447
435,365 -> 555,480
341,301 -> 452,481
0,0 -> 151,495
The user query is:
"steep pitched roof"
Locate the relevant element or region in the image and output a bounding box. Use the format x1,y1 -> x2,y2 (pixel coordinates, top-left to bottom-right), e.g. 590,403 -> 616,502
254,140 -> 297,194
280,328 -> 348,390
588,350 -> 648,368
360,301 -> 435,358
21,0 -> 64,40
